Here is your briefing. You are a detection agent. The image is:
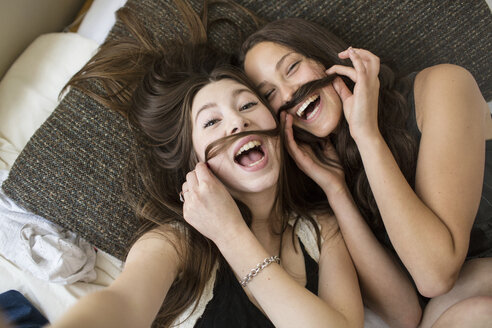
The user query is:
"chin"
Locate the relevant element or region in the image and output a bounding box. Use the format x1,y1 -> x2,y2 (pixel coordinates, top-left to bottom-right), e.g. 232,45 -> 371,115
313,115 -> 341,138
229,174 -> 278,197
311,128 -> 330,138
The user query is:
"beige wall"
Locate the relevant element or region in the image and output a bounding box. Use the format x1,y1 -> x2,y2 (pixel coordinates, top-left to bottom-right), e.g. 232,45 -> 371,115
0,0 -> 85,79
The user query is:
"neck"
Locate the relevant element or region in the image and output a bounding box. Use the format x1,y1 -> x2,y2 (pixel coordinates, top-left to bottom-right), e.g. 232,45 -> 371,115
237,185 -> 285,257
237,184 -> 279,231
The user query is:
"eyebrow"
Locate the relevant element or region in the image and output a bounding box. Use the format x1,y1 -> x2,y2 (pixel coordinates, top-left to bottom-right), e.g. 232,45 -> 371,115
194,87 -> 252,124
195,102 -> 217,125
256,51 -> 294,90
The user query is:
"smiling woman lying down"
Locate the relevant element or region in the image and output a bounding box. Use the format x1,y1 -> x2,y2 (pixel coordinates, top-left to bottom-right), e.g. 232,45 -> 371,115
48,3 -> 366,327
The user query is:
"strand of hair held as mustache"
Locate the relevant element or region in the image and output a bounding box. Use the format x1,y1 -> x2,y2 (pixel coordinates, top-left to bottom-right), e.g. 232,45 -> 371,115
277,74 -> 339,115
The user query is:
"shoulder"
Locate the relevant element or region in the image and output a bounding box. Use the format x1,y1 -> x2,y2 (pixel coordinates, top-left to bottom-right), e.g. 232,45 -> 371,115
415,64 -> 482,110
126,224 -> 186,274
415,64 -> 476,89
105,225 -> 186,319
414,64 -> 485,126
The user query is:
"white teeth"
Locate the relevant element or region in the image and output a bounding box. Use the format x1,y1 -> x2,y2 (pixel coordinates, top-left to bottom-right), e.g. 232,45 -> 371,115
236,140 -> 262,157
296,94 -> 320,117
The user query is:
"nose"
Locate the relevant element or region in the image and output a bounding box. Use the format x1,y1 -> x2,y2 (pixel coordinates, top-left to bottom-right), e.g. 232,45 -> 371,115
229,115 -> 250,135
280,83 -> 297,107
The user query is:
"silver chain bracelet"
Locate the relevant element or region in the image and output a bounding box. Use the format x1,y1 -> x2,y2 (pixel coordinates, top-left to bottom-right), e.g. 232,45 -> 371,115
240,255 -> 280,287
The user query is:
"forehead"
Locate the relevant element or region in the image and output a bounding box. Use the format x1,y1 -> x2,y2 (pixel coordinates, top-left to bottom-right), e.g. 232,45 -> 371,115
249,41 -> 293,58
244,42 -> 299,86
192,79 -> 250,113
245,42 -> 294,68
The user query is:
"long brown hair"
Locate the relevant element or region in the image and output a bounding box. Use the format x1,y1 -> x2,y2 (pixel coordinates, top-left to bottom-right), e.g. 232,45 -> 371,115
66,3 -> 328,326
239,18 -> 419,242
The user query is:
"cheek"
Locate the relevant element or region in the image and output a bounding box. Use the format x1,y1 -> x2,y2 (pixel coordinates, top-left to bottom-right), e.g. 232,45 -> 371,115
304,61 -> 326,79
269,98 -> 282,114
207,156 -> 225,172
293,68 -> 324,88
308,69 -> 325,80
191,134 -> 206,163
324,84 -> 343,108
311,59 -> 326,72
207,155 -> 236,189
261,112 -> 278,130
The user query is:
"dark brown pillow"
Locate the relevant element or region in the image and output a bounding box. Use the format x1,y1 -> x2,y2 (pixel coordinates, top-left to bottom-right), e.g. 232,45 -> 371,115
3,0 -> 491,260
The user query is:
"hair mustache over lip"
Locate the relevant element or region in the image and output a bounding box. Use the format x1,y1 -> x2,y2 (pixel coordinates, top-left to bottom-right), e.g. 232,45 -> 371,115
277,74 -> 337,115
204,127 -> 280,162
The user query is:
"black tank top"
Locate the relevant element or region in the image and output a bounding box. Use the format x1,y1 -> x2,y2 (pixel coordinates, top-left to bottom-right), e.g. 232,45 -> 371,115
194,239 -> 319,327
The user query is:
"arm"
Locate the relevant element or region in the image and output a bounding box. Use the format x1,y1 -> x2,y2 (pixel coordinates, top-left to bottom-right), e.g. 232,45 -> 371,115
330,48 -> 487,297
182,163 -> 363,328
48,228 -> 181,328
326,189 -> 421,328
281,112 -> 421,328
217,217 -> 364,328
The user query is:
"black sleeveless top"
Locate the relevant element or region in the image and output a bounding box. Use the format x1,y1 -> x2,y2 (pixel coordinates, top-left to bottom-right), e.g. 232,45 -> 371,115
405,72 -> 492,260
194,239 -> 319,327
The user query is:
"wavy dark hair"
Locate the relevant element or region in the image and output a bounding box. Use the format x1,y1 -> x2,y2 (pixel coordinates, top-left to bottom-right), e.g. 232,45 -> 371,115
239,18 -> 419,242
66,3 -> 329,327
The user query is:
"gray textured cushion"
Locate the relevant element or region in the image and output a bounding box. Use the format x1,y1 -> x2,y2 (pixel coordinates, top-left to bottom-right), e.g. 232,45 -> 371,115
3,0 -> 491,260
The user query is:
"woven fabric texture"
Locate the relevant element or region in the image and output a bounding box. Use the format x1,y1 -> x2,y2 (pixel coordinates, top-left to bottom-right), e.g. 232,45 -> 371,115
3,0 -> 491,260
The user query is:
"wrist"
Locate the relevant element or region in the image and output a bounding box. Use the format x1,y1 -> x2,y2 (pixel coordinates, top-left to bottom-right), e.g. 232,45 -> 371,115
323,183 -> 352,203
212,219 -> 251,250
322,181 -> 350,200
352,130 -> 385,151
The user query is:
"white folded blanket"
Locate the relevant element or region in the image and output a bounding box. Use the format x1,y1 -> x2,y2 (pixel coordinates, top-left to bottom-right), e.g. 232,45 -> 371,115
0,170 -> 96,284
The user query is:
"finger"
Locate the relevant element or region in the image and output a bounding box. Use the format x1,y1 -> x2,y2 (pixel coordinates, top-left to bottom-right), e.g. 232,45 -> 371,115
352,48 -> 379,64
284,114 -> 306,160
180,182 -> 189,203
283,114 -> 296,154
280,111 -> 287,128
281,112 -> 295,156
186,170 -> 199,189
340,47 -> 372,58
338,46 -> 352,59
333,77 -> 353,102
339,47 -> 375,63
350,48 -> 380,77
347,48 -> 367,76
194,162 -> 214,182
325,65 -> 357,82
283,112 -> 294,139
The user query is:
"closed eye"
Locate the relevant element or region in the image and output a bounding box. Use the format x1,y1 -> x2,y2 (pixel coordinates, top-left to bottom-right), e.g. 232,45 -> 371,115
264,90 -> 274,100
287,60 -> 300,74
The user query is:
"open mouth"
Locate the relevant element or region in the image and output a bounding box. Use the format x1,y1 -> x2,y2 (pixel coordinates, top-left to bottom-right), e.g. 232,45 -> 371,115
296,94 -> 321,120
234,140 -> 265,167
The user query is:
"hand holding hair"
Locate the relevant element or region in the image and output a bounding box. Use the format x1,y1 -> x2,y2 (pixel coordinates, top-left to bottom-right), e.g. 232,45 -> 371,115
181,162 -> 247,244
281,111 -> 346,197
326,47 -> 381,142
